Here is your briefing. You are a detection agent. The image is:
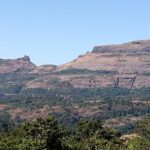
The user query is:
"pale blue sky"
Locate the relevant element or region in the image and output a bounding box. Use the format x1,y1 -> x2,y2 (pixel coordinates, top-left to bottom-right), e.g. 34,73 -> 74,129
0,0 -> 150,65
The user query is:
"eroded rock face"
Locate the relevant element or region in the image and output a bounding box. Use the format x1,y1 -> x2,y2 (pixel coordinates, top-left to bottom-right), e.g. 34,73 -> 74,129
65,75 -> 149,89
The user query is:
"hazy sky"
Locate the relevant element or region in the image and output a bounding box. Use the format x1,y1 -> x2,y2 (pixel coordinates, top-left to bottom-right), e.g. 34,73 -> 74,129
0,0 -> 150,65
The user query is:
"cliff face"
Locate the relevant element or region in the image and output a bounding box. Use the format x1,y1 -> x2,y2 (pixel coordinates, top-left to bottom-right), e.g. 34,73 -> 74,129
0,40 -> 150,90
92,40 -> 150,53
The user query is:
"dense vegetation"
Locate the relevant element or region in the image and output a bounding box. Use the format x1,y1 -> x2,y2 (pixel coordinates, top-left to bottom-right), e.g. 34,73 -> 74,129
55,68 -> 119,75
0,86 -> 150,134
0,70 -> 149,135
1,115 -> 150,150
127,115 -> 150,150
0,116 -> 125,150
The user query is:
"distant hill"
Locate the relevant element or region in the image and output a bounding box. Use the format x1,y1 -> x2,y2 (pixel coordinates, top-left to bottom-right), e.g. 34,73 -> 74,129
0,40 -> 149,132
0,55 -> 36,74
1,40 -> 149,89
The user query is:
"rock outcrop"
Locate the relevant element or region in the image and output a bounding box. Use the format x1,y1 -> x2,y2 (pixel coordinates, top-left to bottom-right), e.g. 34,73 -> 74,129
92,40 -> 150,53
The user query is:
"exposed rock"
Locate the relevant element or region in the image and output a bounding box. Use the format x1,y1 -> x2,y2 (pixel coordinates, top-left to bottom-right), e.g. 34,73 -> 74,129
17,55 -> 31,61
113,76 -> 136,89
92,40 -> 150,53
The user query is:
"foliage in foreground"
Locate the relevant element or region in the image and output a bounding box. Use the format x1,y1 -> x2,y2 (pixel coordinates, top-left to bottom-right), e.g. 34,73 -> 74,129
1,115 -> 150,150
126,115 -> 150,150
0,116 -> 126,150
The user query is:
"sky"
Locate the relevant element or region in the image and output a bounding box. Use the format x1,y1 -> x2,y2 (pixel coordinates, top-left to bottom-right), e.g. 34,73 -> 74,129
0,0 -> 150,65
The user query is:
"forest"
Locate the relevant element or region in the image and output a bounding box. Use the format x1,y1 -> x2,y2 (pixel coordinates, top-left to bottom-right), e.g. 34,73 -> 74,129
0,86 -> 150,134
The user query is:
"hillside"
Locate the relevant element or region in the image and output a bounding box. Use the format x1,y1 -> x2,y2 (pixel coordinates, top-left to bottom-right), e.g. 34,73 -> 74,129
1,40 -> 150,89
0,55 -> 36,74
0,40 -> 149,133
56,40 -> 150,89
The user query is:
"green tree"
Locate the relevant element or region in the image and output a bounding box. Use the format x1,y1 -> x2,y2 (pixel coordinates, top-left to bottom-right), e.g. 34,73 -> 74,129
0,116 -> 67,150
66,120 -> 125,150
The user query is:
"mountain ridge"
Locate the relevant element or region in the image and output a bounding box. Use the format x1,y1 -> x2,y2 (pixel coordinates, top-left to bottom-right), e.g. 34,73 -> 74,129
0,40 -> 150,89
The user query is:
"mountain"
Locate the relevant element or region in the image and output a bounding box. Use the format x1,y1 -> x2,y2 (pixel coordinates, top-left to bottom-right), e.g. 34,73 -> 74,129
58,40 -> 150,72
56,40 -> 150,89
0,55 -> 36,74
0,40 -> 150,133
1,40 -> 150,89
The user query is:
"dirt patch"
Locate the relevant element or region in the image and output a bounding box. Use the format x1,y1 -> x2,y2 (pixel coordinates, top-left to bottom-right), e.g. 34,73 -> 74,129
0,104 -> 9,111
105,116 -> 143,127
50,106 -> 64,113
72,105 -> 100,117
8,105 -> 50,120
